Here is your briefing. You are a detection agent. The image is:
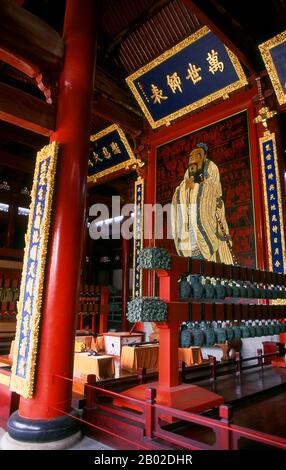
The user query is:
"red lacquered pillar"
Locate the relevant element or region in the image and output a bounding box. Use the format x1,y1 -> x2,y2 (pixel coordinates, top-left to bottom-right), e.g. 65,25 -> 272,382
121,236 -> 130,331
99,286 -> 109,335
8,0 -> 96,444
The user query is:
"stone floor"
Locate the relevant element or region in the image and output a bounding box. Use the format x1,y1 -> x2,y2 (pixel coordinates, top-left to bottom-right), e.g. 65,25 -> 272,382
69,435 -> 113,450
0,427 -> 113,450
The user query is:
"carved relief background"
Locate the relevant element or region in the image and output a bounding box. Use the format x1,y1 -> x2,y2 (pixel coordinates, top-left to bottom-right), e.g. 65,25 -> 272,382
156,111 -> 256,267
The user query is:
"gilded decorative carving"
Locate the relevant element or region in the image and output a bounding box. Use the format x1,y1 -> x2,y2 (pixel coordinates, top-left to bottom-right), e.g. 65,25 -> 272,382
259,133 -> 286,273
126,26 -> 248,129
259,31 -> 286,106
10,141 -> 59,398
88,124 -> 139,184
133,177 -> 144,298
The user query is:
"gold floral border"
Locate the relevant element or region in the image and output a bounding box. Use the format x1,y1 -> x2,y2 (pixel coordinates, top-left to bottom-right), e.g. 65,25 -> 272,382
259,132 -> 286,273
259,31 -> 286,106
88,124 -> 138,184
126,26 -> 248,129
10,141 -> 59,398
132,177 -> 144,297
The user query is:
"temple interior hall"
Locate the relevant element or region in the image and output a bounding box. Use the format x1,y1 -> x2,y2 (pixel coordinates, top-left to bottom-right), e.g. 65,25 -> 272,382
0,0 -> 286,452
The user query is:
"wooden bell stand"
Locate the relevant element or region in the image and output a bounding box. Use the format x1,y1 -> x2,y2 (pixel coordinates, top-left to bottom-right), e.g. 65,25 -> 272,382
118,255 -> 223,415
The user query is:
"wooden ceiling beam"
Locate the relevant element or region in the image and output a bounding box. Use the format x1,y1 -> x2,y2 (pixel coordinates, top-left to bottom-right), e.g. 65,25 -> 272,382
0,0 -> 64,72
0,82 -> 55,136
0,149 -> 34,173
93,94 -> 143,135
0,122 -> 48,149
182,0 -> 259,74
94,67 -> 141,117
106,0 -> 173,53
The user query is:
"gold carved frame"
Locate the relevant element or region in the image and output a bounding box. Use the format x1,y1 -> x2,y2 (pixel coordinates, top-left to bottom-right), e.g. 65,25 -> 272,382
10,142 -> 59,398
259,31 -> 286,106
126,26 -> 248,129
132,177 -> 144,298
259,132 -> 286,272
88,124 -> 138,184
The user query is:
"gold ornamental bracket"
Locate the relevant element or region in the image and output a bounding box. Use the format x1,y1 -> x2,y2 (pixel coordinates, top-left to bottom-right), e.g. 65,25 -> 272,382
253,106 -> 277,135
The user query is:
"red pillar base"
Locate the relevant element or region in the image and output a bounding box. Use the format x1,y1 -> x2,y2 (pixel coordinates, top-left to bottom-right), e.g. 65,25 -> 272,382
113,381 -> 223,421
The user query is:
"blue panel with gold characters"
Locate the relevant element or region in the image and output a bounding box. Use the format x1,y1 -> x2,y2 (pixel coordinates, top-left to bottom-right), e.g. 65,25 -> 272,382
133,178 -> 144,298
88,124 -> 137,184
126,26 -> 247,129
259,31 -> 286,106
260,134 -> 286,273
10,142 -> 59,398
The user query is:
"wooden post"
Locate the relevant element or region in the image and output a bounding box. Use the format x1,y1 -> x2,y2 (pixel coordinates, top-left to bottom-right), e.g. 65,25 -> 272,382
99,286 -> 109,334
121,236 -> 130,331
219,404 -> 233,450
235,352 -> 242,376
257,348 -> 263,369
138,367 -> 146,385
16,0 -> 97,436
85,374 -> 97,408
209,355 -> 217,381
145,387 -> 156,439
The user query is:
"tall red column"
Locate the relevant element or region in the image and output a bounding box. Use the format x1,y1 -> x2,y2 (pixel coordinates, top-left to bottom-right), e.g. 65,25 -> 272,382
121,236 -> 130,331
18,0 -> 96,420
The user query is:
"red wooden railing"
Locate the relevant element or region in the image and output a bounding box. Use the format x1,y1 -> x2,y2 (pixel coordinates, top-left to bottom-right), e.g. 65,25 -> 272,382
52,373 -> 286,450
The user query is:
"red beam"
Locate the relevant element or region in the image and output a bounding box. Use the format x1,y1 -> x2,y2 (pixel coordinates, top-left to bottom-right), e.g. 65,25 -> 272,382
0,0 -> 64,72
0,47 -> 38,78
93,95 -> 143,135
0,121 -> 48,149
0,82 -> 55,136
0,149 -> 34,173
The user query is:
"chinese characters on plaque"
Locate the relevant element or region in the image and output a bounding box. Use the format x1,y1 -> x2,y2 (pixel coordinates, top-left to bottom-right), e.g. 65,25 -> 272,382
126,26 -> 247,129
10,142 -> 59,398
259,133 -> 286,273
133,178 -> 144,298
88,124 -> 137,184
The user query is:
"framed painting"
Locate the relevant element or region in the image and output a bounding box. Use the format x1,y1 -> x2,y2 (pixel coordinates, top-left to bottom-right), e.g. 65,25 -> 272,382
155,111 -> 257,268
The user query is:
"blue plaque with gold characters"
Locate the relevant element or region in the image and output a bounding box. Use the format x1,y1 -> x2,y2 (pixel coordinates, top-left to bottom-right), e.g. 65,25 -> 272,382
133,177 -> 144,298
259,133 -> 286,273
259,31 -> 286,106
88,124 -> 137,184
126,26 -> 247,129
10,142 -> 59,398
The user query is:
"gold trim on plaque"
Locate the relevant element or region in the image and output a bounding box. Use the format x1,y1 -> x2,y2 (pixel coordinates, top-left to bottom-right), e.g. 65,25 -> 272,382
132,177 -> 144,298
259,31 -> 286,106
126,26 -> 248,129
10,141 -> 59,398
259,132 -> 286,273
88,124 -> 138,184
